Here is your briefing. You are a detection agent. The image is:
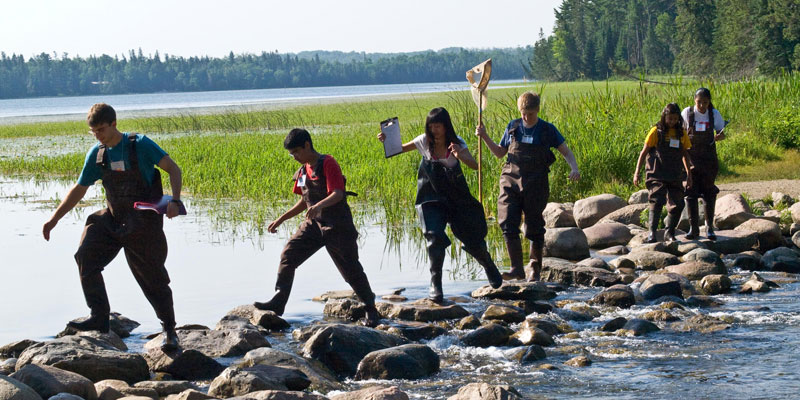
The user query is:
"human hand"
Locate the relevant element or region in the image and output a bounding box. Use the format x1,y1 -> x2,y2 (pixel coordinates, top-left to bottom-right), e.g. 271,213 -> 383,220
306,204 -> 322,220
166,201 -> 180,219
569,169 -> 581,182
448,142 -> 464,159
685,174 -> 693,189
475,124 -> 486,138
43,219 -> 58,241
715,131 -> 725,141
633,173 -> 640,187
377,132 -> 386,142
267,219 -> 282,233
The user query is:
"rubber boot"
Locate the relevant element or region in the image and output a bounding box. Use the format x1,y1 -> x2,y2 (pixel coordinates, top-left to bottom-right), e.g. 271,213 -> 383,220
362,304 -> 381,328
160,322 -> 179,352
254,269 -> 294,315
645,207 -> 661,244
68,272 -> 111,333
346,271 -> 381,327
526,242 -> 544,282
664,212 -> 680,242
684,198 -> 700,240
428,247 -> 446,303
501,234 -> 525,280
464,245 -> 502,289
704,196 -> 717,240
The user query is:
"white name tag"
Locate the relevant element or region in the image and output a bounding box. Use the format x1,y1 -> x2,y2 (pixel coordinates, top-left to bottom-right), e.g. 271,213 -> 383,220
669,139 -> 680,148
696,121 -> 709,131
297,175 -> 306,187
521,135 -> 534,144
110,160 -> 126,171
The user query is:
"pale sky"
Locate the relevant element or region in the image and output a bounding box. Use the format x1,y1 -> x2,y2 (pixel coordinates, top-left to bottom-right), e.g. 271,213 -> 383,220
1,0 -> 561,58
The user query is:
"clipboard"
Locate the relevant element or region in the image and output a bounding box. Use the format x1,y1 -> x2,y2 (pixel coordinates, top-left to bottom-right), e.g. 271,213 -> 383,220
134,195 -> 187,215
380,117 -> 403,158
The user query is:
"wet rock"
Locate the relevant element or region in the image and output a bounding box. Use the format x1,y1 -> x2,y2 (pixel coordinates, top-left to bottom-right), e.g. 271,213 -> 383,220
1,358 -> 17,375
671,314 -> 730,333
482,305 -> 526,324
597,245 -> 629,255
641,274 -> 683,300
46,394 -> 84,400
634,241 -> 680,255
699,274 -> 732,295
0,376 -> 43,400
506,345 -> 547,364
583,222 -> 633,249
762,247 -> 800,273
509,326 -> 555,347
142,348 -> 224,381
330,386 -> 409,400
685,296 -> 724,307
215,315 -> 266,334
576,258 -> 611,270
714,194 -> 755,230
143,328 -> 270,358
132,381 -> 193,398
735,219 -> 783,252
376,299 -> 469,322
313,290 -> 357,302
207,365 -> 310,398
241,347 -> 342,393
740,273 -> 777,294
541,262 -> 575,285
224,305 -> 290,331
355,344 -> 439,380
506,300 -> 553,315
460,323 -> 513,348
726,251 -> 763,271
543,202 -> 576,228
10,365 -> 96,400
94,380 -> 157,400
676,240 -> 708,254
225,390 -> 327,400
621,319 -> 660,336
599,203 -> 649,227
455,315 -> 481,330
471,281 -> 556,302
556,308 -> 596,322
681,248 -> 724,268
642,310 -> 679,322
628,250 -> 679,271
574,194 -> 628,228
663,261 -> 727,281
705,230 -> 759,255
382,321 -> 448,341
608,257 -> 635,271
572,266 -> 621,287
323,298 -> 375,322
601,317 -> 628,332
564,356 -> 592,367
446,383 -> 523,400
628,230 -> 670,247
591,285 -> 636,308
543,228 -> 590,260
15,336 -> 148,384
523,319 -> 563,336
57,313 -> 139,339
0,340 -> 39,359
381,295 -> 408,302
164,389 -> 215,400
301,324 -> 408,377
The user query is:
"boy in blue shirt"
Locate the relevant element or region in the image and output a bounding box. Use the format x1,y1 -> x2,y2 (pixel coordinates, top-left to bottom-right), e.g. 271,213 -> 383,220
43,103 -> 183,351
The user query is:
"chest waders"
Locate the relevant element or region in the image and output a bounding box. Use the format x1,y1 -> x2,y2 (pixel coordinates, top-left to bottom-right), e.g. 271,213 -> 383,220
71,134 -> 178,350
253,155 -> 380,326
644,128 -> 686,243
685,107 -> 719,240
497,121 -> 555,282
415,157 -> 501,303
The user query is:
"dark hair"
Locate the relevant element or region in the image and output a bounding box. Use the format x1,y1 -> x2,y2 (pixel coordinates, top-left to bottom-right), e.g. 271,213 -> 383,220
656,103 -> 683,134
283,128 -> 312,150
87,103 -> 116,126
424,107 -> 459,155
694,87 -> 715,110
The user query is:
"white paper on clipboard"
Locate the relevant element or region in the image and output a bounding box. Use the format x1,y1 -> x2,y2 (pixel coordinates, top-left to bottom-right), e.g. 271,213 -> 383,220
380,117 -> 403,158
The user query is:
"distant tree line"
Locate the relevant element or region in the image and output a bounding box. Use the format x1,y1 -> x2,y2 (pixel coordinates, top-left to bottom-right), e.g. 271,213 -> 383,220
0,47 -> 532,99
530,0 -> 800,80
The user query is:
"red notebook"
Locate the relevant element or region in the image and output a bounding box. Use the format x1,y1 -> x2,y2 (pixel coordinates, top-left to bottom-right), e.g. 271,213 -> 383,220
133,195 -> 187,215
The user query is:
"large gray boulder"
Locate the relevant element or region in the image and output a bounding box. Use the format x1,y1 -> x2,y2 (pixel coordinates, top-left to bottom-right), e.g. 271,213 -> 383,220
793,231 -> 800,248
628,250 -> 679,271
382,321 -> 448,342
323,299 -> 376,322
376,299 -> 469,322
57,313 -> 139,339
714,194 -> 755,230
223,305 -> 290,331
301,324 -> 408,377
663,261 -> 727,281
574,194 -> 628,228
207,366 -> 310,398
543,202 -> 576,228
629,189 -> 649,204
15,336 -> 148,384
591,285 -> 636,308
0,341 -> 40,359
10,365 -> 96,400
224,390 -> 327,400
132,381 -> 194,398
164,389 -> 216,400
543,228 -> 590,260
790,202 -> 800,224
508,325 -> 555,347
761,247 -> 800,273
599,203 -> 649,226
330,386 -> 409,400
572,266 -> 621,287
354,344 -> 439,380
681,248 -> 724,268
143,328 -> 270,358
705,230 -> 759,255
461,323 -> 513,348
447,383 -> 523,400
0,375 -> 43,400
640,274 -> 683,300
94,380 -> 157,400
142,348 -> 224,381
621,319 -> 661,336
735,219 -> 783,252
583,222 -> 633,248
241,347 -> 343,393
471,282 -> 556,301
481,305 -> 526,324
699,274 -> 732,295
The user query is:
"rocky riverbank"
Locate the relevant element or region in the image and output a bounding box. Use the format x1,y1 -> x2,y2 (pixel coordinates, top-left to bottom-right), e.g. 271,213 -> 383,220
2,190 -> 800,400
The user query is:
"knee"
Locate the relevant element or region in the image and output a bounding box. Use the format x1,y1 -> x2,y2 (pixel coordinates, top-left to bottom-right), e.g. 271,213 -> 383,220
424,231 -> 451,253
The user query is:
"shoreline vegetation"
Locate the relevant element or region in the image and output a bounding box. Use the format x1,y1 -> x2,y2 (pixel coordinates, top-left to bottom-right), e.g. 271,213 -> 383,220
2,76 -> 800,237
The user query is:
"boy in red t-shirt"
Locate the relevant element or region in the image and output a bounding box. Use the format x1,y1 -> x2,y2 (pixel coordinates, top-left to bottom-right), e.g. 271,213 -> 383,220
254,128 -> 381,327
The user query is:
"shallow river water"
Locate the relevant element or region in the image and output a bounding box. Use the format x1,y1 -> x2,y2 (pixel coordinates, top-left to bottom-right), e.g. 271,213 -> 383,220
2,177 -> 800,399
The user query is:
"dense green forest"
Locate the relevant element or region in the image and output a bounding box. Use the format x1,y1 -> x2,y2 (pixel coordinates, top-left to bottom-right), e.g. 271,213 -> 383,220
0,47 -> 531,99
530,0 -> 800,80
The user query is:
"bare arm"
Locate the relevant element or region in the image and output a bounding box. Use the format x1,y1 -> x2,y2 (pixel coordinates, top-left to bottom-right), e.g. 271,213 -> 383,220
306,189 -> 345,219
557,142 -> 580,181
376,132 -> 417,154
475,124 -> 508,159
43,183 -> 89,240
681,148 -> 693,188
157,155 -> 183,218
268,198 -> 308,233
449,143 -> 478,170
633,145 -> 649,186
